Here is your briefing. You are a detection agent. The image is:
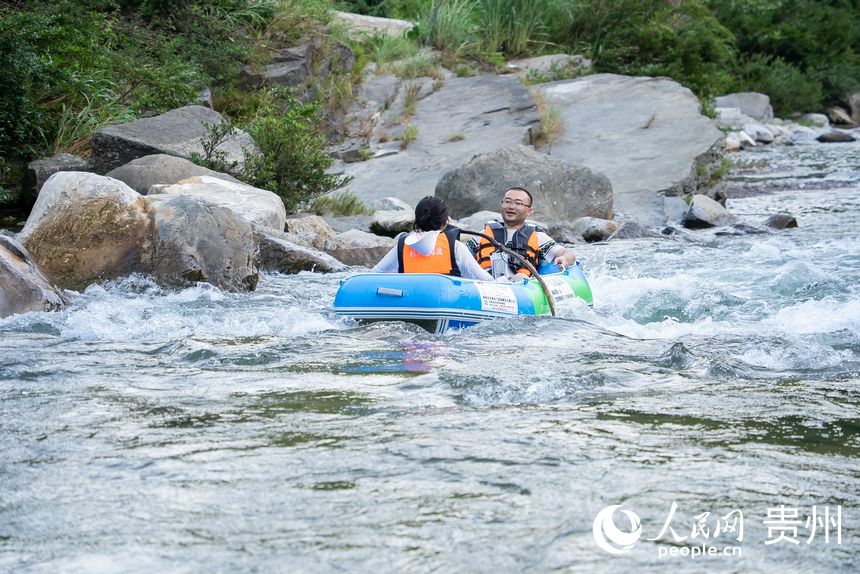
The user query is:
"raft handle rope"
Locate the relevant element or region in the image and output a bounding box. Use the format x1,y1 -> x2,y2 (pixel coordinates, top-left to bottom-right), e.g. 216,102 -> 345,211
459,229 -> 557,317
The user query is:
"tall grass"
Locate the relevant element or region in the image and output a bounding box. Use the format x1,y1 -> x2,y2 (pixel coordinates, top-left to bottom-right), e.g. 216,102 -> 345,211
418,0 -> 477,58
478,0 -> 545,56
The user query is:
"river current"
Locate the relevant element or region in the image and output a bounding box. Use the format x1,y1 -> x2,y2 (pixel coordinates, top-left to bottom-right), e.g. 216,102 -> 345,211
2,141 -> 859,572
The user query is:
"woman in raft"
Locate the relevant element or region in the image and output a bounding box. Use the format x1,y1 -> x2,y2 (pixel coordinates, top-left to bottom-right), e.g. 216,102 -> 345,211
372,196 -> 493,281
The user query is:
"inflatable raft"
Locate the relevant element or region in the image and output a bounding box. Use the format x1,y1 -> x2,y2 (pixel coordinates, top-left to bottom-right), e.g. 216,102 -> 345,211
333,262 -> 593,333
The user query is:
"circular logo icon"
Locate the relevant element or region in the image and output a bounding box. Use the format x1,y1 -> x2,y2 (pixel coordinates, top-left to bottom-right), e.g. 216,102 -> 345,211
592,505 -> 642,555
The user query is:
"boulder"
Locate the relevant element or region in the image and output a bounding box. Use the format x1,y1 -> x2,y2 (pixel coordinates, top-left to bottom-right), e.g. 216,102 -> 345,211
0,233 -> 68,318
145,195 -> 259,291
743,123 -> 774,144
724,132 -> 742,152
284,215 -> 337,250
607,221 -> 655,240
797,113 -> 829,127
370,210 -> 415,237
323,229 -> 395,267
339,74 -> 539,207
765,213 -> 798,229
788,125 -> 819,144
568,217 -> 619,242
715,92 -> 774,122
537,74 -> 724,226
816,131 -> 856,143
258,232 -> 346,274
850,92 -> 860,124
105,154 -> 241,194
333,11 -> 413,37
18,172 -> 151,290
24,153 -> 90,201
436,144 -> 613,222
149,175 -> 286,232
91,105 -> 256,174
683,194 -> 738,228
827,106 -> 855,126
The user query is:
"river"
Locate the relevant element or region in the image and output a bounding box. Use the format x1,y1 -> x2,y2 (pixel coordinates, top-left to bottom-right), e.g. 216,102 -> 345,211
1,141 -> 858,572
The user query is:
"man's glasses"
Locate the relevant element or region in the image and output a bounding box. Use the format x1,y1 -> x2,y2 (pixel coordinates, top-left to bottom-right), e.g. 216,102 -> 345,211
501,199 -> 531,208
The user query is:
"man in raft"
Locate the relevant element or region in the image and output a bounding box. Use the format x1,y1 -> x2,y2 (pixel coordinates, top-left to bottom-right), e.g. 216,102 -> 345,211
372,196 -> 493,281
471,187 -> 577,281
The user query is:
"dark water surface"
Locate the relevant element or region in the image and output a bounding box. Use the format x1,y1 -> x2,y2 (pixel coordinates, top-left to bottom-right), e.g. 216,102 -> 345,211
2,142 -> 859,572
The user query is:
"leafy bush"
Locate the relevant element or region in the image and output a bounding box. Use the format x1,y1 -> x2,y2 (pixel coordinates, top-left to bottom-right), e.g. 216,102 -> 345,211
240,90 -> 352,212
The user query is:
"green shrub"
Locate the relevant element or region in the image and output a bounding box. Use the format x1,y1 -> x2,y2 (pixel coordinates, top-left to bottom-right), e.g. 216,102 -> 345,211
239,90 -> 353,213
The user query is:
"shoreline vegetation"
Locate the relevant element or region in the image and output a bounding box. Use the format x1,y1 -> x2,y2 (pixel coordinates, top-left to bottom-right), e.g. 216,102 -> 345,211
1,0 -> 859,221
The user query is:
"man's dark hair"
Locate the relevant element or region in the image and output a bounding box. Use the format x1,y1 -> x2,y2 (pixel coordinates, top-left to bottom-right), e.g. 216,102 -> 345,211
505,186 -> 533,206
414,196 -> 449,231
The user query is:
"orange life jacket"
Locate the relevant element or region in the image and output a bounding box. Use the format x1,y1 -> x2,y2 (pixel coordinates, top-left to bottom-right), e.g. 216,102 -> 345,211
396,226 -> 462,276
476,222 -> 540,277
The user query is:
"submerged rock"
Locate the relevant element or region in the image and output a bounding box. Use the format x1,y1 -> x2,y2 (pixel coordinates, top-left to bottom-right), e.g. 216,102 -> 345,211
816,131 -> 856,143
765,213 -> 799,229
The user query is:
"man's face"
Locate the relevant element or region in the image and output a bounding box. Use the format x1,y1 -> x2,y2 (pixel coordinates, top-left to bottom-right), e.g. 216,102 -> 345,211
500,188 -> 533,227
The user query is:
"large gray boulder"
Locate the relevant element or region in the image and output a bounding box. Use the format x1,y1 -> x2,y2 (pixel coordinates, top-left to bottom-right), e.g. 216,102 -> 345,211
19,172 -> 261,292
149,175 -> 286,232
18,172 -> 151,290
715,92 -> 774,122
0,233 -> 68,318
436,144 -> 613,222
537,74 -> 724,226
91,106 -> 256,174
339,74 -> 539,207
146,195 -> 259,291
105,154 -> 241,194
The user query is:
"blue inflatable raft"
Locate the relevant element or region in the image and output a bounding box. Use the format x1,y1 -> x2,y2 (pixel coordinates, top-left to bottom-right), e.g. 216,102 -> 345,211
333,262 -> 593,333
